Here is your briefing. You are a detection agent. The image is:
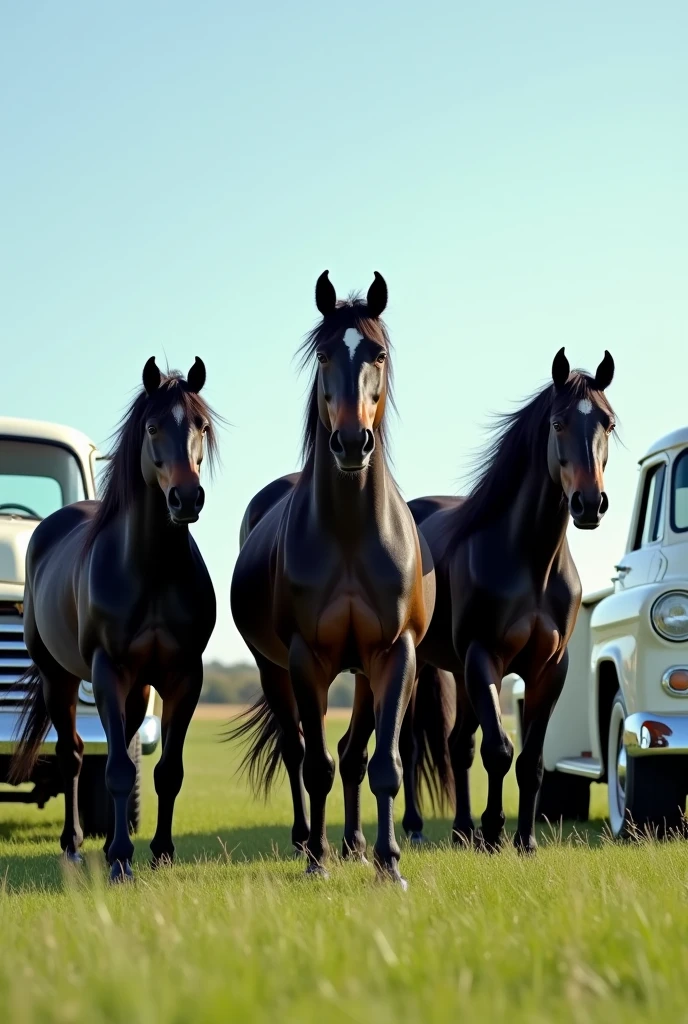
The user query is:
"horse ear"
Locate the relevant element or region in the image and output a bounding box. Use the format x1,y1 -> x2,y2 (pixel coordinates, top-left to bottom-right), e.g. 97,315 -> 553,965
142,356 -> 161,396
187,356 -> 206,394
551,347 -> 570,390
594,350 -> 615,391
315,270 -> 337,316
366,271 -> 388,318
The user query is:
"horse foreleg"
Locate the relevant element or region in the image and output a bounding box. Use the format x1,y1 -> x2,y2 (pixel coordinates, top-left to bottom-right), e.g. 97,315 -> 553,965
463,642 -> 514,851
338,673 -> 374,860
368,632 -> 416,888
449,678 -> 478,846
514,650 -> 569,854
101,684 -> 151,860
289,636 -> 334,876
150,665 -> 203,867
91,648 -> 136,881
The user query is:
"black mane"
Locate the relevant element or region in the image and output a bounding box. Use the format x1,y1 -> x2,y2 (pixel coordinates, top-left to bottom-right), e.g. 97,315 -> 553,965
298,295 -> 395,465
86,371 -> 220,548
450,371 -> 616,544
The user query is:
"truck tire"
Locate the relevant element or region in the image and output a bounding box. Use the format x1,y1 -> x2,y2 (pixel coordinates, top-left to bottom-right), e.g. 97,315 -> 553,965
537,769 -> 591,823
607,690 -> 685,839
79,734 -> 142,838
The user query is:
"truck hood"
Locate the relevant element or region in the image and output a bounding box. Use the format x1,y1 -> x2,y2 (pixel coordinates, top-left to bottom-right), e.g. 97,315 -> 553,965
0,517 -> 38,586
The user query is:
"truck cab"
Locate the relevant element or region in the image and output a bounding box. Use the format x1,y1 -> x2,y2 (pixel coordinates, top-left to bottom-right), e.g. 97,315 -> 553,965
0,417 -> 161,835
512,426 -> 688,836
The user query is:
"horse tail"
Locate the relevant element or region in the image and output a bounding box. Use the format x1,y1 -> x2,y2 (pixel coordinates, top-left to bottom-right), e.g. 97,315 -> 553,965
8,665 -> 50,784
413,665 -> 455,813
226,695 -> 284,797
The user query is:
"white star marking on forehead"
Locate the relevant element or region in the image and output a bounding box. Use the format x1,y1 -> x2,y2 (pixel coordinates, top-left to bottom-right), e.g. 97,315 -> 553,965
343,327 -> 364,361
577,398 -> 593,415
172,403 -> 185,425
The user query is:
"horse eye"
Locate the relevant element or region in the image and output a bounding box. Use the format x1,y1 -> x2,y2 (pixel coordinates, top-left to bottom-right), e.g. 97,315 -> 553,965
148,425 -> 157,436
375,352 -> 387,365
317,352 -> 328,365
552,421 -> 563,433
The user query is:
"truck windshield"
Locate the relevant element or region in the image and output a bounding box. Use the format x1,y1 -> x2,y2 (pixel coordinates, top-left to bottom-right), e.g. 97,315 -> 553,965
672,449 -> 688,532
0,440 -> 86,520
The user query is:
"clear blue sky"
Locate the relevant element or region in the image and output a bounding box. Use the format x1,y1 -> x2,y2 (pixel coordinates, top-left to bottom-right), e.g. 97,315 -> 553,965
1,2 -> 686,663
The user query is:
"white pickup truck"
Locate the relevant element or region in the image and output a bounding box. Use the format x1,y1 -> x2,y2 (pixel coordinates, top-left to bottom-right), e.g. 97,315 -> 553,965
0,417 -> 161,834
513,426 -> 688,837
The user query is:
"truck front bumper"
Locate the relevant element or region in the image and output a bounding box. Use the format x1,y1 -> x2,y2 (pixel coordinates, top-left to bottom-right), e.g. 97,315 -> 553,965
624,711 -> 688,757
0,710 -> 161,756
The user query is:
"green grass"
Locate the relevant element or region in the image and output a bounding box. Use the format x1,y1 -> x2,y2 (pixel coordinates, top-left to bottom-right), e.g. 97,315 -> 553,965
1,717 -> 687,1023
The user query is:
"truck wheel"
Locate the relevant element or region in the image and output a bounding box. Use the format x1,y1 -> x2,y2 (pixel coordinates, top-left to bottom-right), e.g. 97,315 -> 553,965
79,735 -> 142,838
607,691 -> 685,839
537,769 -> 591,823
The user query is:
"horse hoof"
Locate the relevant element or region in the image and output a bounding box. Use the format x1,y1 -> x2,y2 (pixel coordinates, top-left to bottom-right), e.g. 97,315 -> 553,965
150,853 -> 174,870
475,829 -> 503,855
109,860 -> 134,884
451,830 -> 474,849
407,831 -> 425,844
305,863 -> 329,880
342,850 -> 370,865
514,834 -> 538,856
63,850 -> 83,866
376,865 -> 408,890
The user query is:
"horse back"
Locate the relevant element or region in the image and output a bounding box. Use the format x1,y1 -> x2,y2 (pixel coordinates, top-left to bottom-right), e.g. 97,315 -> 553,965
239,473 -> 300,547
408,494 -> 465,527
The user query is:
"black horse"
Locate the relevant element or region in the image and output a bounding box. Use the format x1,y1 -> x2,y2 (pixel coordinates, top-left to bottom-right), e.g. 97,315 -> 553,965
230,272 -> 435,887
10,358 -> 218,881
401,350 -> 616,853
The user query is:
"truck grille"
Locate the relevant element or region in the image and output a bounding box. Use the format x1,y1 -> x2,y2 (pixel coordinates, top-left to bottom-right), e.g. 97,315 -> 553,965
0,606 -> 31,706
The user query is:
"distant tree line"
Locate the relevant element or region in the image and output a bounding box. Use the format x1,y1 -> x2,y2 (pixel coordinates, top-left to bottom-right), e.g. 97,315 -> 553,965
201,661 -> 515,715
201,661 -> 356,707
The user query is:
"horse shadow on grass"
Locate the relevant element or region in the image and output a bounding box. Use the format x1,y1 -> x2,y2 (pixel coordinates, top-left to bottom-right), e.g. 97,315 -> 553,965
0,815 -> 610,893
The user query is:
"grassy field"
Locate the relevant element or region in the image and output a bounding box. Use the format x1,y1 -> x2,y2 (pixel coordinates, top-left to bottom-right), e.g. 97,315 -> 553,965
1,713 -> 687,1023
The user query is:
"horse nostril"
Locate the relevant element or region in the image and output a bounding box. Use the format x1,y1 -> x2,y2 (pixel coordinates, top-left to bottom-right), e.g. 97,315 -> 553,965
168,487 -> 182,511
195,487 -> 205,512
599,492 -> 609,515
570,491 -> 585,518
362,429 -> 375,456
329,430 -> 345,456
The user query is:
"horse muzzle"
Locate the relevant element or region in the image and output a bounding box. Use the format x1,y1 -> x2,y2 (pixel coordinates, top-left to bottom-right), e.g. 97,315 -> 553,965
167,484 -> 205,525
570,489 -> 608,530
329,427 -> 375,473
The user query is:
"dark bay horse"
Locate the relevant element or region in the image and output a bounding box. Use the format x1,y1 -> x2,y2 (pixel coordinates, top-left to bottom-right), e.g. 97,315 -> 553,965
231,271 -> 435,886
10,359 -> 218,881
401,349 -> 616,853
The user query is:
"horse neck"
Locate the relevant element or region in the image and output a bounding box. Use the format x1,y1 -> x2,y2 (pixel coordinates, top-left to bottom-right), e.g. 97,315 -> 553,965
506,452 -> 570,582
307,419 -> 390,544
123,482 -> 192,572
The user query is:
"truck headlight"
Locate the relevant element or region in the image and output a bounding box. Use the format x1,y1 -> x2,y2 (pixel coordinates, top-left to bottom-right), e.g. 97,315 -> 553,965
651,591 -> 688,642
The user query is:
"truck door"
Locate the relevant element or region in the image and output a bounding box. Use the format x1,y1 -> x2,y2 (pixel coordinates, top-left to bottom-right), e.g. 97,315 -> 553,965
615,457 -> 668,589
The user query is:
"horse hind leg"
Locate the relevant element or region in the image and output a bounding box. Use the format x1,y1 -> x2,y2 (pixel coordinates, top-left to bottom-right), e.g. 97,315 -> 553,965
250,647 -> 310,855
463,642 -> 514,852
23,627 -> 84,862
338,673 -> 374,861
399,694 -> 424,842
449,676 -> 478,846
